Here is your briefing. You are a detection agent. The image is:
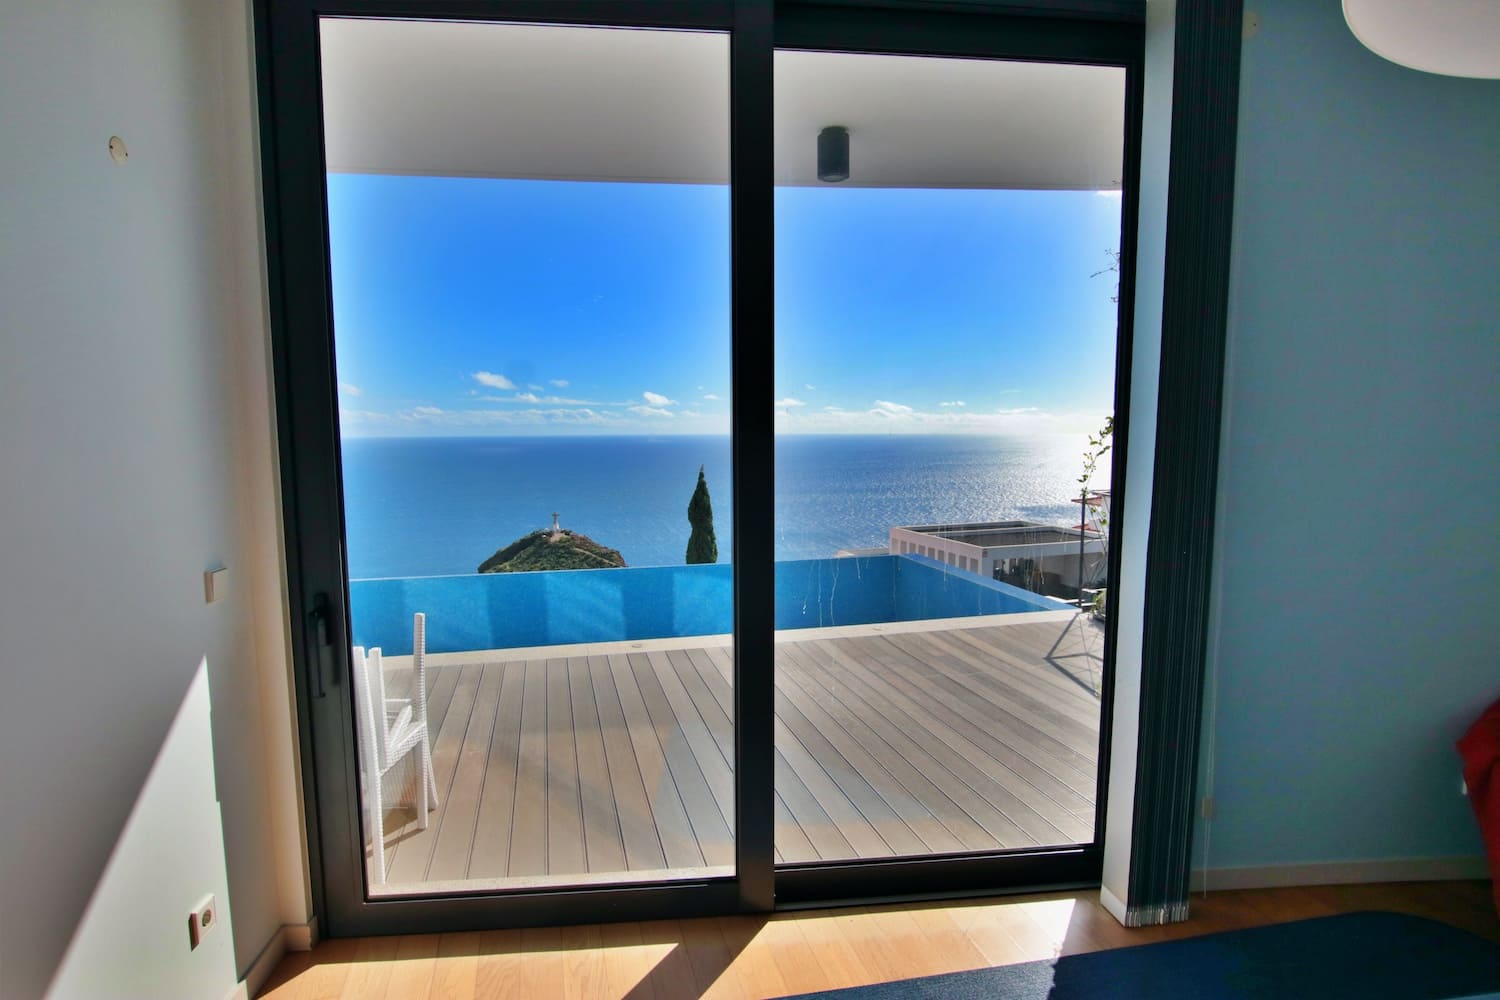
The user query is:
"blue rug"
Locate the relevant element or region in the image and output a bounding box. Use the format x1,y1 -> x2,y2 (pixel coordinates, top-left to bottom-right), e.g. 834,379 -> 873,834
783,912 -> 1500,999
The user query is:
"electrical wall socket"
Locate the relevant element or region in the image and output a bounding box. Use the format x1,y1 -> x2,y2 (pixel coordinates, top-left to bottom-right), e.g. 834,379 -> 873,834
188,894 -> 218,951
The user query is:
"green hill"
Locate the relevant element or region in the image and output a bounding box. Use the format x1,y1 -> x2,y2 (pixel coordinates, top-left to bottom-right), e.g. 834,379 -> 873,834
477,528 -> 626,574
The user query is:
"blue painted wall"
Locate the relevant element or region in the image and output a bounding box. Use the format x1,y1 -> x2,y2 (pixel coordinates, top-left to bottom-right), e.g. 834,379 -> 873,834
1200,0 -> 1500,870
351,554 -> 1063,654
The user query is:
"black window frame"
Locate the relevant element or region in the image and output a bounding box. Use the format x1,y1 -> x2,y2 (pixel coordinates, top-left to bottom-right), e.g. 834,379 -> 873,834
254,0 -> 1145,938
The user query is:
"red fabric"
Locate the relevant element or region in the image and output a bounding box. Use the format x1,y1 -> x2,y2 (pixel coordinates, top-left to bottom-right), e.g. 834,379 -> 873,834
1457,697 -> 1500,915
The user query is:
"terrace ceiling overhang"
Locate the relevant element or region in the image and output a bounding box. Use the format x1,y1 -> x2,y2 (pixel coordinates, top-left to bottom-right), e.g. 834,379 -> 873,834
319,18 -> 1125,191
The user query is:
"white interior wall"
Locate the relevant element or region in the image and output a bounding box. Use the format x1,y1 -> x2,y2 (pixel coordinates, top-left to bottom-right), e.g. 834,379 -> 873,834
0,1 -> 306,996
1196,0 -> 1500,881
46,663 -> 239,999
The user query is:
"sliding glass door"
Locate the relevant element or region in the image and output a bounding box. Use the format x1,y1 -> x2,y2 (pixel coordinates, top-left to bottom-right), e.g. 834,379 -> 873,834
320,15 -> 738,898
259,0 -> 1136,935
769,37 -> 1129,901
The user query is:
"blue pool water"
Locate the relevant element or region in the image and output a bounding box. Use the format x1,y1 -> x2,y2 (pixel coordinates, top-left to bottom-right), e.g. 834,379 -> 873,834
350,554 -> 1070,655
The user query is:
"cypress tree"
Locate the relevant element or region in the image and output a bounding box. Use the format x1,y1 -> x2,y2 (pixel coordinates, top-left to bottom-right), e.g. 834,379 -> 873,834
686,465 -> 718,564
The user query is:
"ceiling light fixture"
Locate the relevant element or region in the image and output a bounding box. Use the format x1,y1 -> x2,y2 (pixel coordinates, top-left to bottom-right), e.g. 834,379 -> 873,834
817,126 -> 849,183
1344,0 -> 1500,78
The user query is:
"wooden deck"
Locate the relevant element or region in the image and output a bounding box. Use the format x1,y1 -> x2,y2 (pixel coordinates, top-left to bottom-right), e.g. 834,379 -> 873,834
368,613 -> 1104,894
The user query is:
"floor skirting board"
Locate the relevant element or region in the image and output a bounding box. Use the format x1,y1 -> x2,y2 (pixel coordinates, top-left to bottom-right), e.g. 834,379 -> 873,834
236,920 -> 318,1000
1190,856 -> 1488,892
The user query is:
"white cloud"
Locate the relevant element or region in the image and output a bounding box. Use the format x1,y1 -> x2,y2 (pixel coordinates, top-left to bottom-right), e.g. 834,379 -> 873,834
774,397 -> 806,408
1095,189 -> 1123,197
545,408 -> 612,425
873,399 -> 913,415
473,371 -> 516,390
823,405 -> 844,412
346,401 -> 732,434
940,400 -> 966,408
550,379 -> 570,388
476,392 -> 601,406
703,393 -> 720,401
628,404 -> 675,418
395,405 -> 623,428
528,383 -> 543,391
339,382 -> 362,397
642,391 -> 675,407
804,384 -> 816,390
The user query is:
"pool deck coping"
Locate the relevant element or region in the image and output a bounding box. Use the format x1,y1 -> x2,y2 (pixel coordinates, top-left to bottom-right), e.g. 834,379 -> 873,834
400,608 -> 1081,668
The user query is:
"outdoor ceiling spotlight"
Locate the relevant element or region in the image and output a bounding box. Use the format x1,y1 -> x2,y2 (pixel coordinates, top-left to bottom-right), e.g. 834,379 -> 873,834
817,126 -> 849,182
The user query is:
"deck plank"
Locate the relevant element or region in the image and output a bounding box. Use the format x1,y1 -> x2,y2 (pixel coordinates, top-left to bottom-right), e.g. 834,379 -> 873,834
774,648 -> 964,855
704,644 -> 892,861
889,630 -> 1102,753
801,638 -> 1088,844
568,656 -> 627,874
778,642 -> 1034,851
467,661 -> 525,878
877,632 -> 1099,773
384,663 -> 482,885
920,624 -> 1103,729
829,637 -> 1097,819
645,650 -> 735,833
585,654 -> 668,872
625,652 -> 733,866
681,646 -> 835,863
545,657 -> 587,877
945,623 -> 1105,709
426,663 -> 504,881
368,619 -> 1103,892
507,660 -> 550,877
608,652 -> 705,870
834,636 -> 1097,800
811,638 -> 1093,833
380,663 -> 459,873
918,627 -> 1104,727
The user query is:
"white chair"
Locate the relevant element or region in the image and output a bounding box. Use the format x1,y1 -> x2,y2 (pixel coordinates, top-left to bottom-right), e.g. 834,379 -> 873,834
352,612 -> 438,884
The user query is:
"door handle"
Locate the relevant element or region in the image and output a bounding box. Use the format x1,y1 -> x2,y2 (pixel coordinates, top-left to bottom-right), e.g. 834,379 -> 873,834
307,593 -> 338,698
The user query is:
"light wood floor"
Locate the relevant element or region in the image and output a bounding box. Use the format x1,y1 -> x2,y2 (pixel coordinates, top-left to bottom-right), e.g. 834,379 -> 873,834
259,881 -> 1500,999
372,614 -> 1104,894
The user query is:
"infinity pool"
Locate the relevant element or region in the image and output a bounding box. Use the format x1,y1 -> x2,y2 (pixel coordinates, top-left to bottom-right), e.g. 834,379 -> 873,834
349,553 -> 1069,655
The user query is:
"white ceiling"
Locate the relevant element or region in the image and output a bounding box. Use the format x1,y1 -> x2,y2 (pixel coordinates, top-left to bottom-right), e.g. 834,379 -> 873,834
319,18 -> 1124,190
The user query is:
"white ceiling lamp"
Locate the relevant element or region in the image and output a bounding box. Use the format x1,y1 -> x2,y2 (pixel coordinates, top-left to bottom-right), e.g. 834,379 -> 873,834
1343,0 -> 1500,79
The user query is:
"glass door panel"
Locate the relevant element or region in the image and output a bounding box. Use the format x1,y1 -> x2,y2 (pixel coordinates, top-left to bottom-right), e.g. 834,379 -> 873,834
318,17 -> 734,896
772,50 -> 1124,865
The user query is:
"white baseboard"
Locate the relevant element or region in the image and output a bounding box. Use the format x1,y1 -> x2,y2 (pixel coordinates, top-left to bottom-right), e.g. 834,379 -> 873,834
282,916 -> 318,952
238,920 -> 318,999
1189,855 -> 1489,892
1099,885 -> 1129,924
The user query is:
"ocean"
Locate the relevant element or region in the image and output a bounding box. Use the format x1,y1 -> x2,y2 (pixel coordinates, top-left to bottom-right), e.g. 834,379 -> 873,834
341,434 -> 1102,580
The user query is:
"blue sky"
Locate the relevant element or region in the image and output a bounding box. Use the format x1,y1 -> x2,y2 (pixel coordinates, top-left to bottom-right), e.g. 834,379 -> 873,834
329,174 -> 1121,436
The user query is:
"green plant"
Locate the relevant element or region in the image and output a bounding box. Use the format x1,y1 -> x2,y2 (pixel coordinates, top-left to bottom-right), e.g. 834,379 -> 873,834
1091,248 -> 1122,304
1075,416 -> 1113,601
1077,415 -> 1113,532
686,465 -> 718,564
